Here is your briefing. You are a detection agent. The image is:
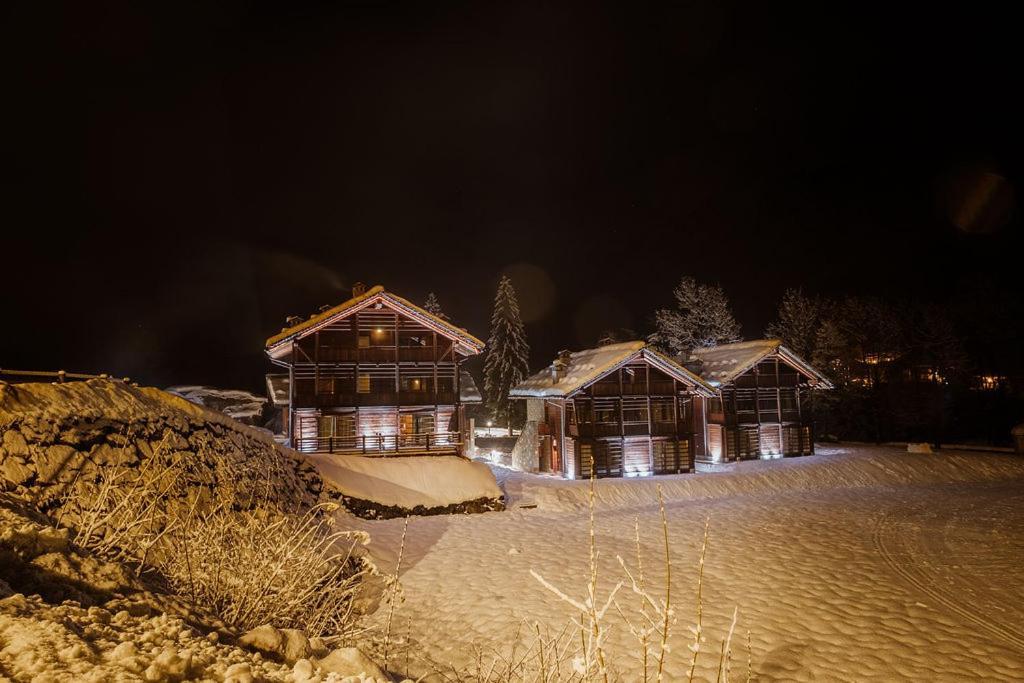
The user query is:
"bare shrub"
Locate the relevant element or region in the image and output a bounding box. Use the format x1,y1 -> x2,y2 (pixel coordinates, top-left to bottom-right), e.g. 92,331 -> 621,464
162,501 -> 369,640
64,436 -> 370,641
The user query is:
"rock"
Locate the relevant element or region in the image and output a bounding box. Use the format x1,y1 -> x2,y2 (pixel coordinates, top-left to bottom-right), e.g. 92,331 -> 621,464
224,662 -> 254,683
0,578 -> 12,598
36,526 -> 69,554
280,628 -> 313,663
110,641 -> 138,660
35,444 -> 82,483
152,645 -> 192,680
292,658 -> 315,681
238,623 -> 284,658
0,456 -> 34,486
90,442 -> 139,467
2,429 -> 30,458
316,647 -> 388,679
308,636 -> 328,658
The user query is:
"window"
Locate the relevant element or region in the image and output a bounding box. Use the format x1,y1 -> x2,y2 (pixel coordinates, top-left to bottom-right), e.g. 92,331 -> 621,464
402,377 -> 428,392
316,377 -> 335,395
357,374 -> 371,393
336,414 -> 355,437
318,415 -> 355,439
401,413 -> 434,434
595,407 -> 617,423
358,335 -> 370,348
708,397 -> 724,414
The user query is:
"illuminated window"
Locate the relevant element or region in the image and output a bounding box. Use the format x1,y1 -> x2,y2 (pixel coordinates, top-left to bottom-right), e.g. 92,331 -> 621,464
358,335 -> 370,348
357,374 -> 370,393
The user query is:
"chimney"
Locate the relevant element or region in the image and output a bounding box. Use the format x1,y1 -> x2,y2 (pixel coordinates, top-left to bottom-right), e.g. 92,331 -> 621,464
285,315 -> 303,326
550,349 -> 572,384
351,282 -> 367,298
318,304 -> 333,313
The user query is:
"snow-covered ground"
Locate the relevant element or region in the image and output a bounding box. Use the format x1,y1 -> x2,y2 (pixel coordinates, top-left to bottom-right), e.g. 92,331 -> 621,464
342,445 -> 1024,681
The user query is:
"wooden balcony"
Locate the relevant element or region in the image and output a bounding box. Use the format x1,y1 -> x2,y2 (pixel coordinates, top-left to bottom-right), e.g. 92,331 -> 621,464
590,381 -> 678,397
573,422 -> 682,438
295,432 -> 461,455
293,390 -> 457,409
312,347 -> 444,363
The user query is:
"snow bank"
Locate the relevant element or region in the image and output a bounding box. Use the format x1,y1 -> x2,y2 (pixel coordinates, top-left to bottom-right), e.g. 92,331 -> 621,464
498,445 -> 1024,512
312,454 -> 502,512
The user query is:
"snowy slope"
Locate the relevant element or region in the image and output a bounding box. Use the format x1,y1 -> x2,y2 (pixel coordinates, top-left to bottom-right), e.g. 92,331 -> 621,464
348,445 -> 1024,681
498,445 -> 1024,511
312,454 -> 502,509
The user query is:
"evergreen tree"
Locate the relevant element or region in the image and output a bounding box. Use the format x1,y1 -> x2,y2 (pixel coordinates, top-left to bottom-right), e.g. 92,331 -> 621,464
650,276 -> 741,355
483,275 -> 530,433
423,292 -> 445,318
766,288 -> 821,358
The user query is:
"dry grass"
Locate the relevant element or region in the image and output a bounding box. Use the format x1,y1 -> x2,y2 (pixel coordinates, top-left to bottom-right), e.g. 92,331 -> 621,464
410,478 -> 747,683
63,435 -> 370,640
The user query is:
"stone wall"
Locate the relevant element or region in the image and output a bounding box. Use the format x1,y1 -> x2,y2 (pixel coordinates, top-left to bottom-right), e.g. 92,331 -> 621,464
0,380 -> 322,527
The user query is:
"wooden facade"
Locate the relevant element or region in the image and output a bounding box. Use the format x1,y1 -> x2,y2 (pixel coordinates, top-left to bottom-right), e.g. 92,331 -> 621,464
511,343 -> 716,479
265,284 -> 483,455
690,340 -> 832,463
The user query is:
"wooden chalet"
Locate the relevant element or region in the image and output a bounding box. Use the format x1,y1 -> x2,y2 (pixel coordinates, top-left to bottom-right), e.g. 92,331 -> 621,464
509,342 -> 717,479
687,339 -> 832,462
265,283 -> 484,455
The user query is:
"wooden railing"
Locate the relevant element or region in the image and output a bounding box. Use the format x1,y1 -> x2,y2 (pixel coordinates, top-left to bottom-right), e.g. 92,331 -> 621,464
573,422 -> 682,438
295,432 -> 462,455
590,381 -> 679,397
0,369 -> 133,384
293,391 -> 457,408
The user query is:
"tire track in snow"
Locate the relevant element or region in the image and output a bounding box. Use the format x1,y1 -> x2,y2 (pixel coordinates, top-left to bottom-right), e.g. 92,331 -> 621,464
872,489 -> 1024,654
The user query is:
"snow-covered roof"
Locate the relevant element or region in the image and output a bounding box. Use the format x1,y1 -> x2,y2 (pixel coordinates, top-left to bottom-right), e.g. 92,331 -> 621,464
265,374 -> 290,406
510,341 -> 716,399
265,286 -> 484,357
459,371 -> 483,404
688,339 -> 832,388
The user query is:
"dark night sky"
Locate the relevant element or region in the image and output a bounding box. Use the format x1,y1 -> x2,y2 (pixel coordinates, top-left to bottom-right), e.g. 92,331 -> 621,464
3,2 -> 1020,391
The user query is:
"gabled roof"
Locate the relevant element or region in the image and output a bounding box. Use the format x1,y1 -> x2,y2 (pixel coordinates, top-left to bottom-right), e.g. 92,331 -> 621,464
510,341 -> 717,399
688,339 -> 832,388
265,286 -> 484,357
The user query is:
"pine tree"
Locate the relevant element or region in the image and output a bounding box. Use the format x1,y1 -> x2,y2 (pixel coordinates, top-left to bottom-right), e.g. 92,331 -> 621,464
483,275 -> 530,433
423,292 -> 445,318
765,288 -> 821,358
650,276 -> 741,355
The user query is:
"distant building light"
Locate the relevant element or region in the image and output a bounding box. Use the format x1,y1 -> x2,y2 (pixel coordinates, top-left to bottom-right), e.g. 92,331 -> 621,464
976,375 -> 1005,390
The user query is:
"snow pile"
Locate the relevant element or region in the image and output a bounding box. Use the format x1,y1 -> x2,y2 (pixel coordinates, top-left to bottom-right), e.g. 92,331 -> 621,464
165,385 -> 268,427
0,484 -> 399,682
312,454 -> 503,518
500,445 -> 1024,512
